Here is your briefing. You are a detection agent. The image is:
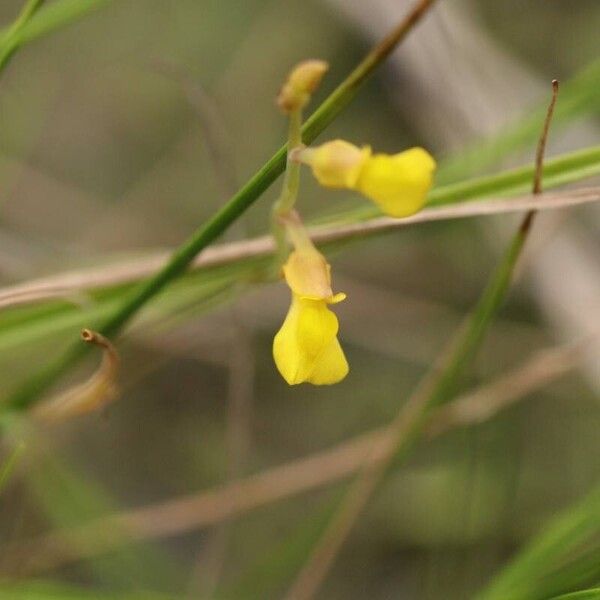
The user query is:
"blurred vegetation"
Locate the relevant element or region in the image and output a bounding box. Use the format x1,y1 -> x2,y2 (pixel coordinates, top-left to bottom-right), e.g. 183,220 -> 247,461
0,1 -> 599,599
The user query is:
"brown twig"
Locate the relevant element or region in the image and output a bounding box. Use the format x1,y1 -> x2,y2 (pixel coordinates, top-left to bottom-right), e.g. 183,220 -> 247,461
521,79 -> 559,235
427,337 -> 584,436
32,329 -> 119,421
533,80 -> 559,196
0,186 -> 596,312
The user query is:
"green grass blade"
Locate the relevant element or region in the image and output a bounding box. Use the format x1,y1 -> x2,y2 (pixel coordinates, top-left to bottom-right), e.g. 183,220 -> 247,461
0,0 -> 46,72
0,0 -> 111,47
550,590 -> 600,600
0,0 -> 111,75
477,484 -> 600,600
2,0 -> 45,40
438,57 -> 600,184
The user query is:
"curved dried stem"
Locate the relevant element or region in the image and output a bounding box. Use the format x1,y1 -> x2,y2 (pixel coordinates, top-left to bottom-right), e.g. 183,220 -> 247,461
32,329 -> 119,422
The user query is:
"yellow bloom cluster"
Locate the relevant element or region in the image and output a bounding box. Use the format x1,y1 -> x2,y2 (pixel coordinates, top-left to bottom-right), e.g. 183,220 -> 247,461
271,59 -> 436,387
273,244 -> 348,385
296,140 -> 436,218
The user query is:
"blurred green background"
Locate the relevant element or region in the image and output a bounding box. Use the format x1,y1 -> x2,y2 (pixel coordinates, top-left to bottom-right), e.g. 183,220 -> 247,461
0,1 -> 599,598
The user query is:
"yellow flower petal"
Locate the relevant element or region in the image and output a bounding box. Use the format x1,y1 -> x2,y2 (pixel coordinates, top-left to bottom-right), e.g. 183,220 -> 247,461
356,147 -> 436,218
295,296 -> 339,353
273,294 -> 348,385
297,140 -> 371,188
305,336 -> 349,385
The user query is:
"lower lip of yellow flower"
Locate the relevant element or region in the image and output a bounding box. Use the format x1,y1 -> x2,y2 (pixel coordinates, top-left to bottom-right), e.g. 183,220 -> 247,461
273,294 -> 349,385
356,147 -> 436,218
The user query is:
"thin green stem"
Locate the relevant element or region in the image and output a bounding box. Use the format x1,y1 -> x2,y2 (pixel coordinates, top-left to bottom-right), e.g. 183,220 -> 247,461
0,0 -> 111,78
0,0 -> 111,45
272,109 -> 304,263
275,110 -> 303,215
4,0 -> 45,37
0,0 -> 46,73
6,0 -> 438,411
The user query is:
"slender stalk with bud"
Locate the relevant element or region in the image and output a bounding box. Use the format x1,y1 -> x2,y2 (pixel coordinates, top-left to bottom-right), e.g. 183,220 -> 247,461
271,60 -> 349,385
270,59 -> 436,386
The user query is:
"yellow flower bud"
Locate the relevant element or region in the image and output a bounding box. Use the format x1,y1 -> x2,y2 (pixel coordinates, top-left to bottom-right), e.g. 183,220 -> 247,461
295,140 -> 371,188
356,147 -> 436,218
277,59 -> 329,113
273,294 -> 348,385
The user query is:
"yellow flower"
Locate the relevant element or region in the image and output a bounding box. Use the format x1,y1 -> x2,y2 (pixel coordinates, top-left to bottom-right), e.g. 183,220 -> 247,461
273,248 -> 348,385
296,141 -> 436,218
